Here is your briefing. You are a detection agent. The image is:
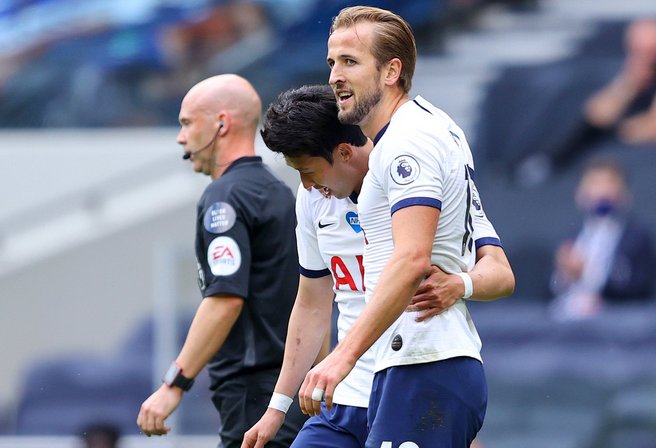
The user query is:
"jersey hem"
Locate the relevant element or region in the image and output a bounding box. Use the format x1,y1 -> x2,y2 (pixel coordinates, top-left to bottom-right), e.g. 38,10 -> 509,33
332,396 -> 370,408
373,350 -> 482,373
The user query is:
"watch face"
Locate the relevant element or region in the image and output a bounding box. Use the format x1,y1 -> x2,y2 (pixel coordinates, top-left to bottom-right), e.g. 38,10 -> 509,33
163,363 -> 181,385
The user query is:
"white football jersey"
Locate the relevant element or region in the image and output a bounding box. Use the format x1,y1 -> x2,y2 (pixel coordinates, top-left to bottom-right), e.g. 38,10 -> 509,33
295,183 -> 373,408
358,96 -> 485,372
296,156 -> 502,403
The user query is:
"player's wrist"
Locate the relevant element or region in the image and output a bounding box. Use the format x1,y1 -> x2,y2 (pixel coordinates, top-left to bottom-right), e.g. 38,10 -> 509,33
455,272 -> 473,299
268,392 -> 293,414
335,343 -> 360,368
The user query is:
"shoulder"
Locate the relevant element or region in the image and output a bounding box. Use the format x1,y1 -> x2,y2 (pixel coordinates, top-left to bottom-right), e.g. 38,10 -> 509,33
384,99 -> 457,152
201,168 -> 293,216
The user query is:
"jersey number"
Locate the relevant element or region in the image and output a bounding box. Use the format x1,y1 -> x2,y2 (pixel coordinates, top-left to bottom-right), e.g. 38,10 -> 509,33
380,442 -> 420,448
461,165 -> 475,256
451,132 -> 474,256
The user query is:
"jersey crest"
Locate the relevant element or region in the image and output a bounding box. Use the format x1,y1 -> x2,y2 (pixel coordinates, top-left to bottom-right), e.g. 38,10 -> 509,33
390,155 -> 420,185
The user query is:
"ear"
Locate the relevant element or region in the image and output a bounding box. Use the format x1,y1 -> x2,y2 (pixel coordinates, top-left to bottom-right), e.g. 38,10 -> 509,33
336,143 -> 354,162
384,58 -> 403,86
217,112 -> 229,135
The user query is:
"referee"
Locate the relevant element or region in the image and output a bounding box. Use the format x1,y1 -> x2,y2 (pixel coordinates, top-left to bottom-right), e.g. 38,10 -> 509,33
137,74 -> 306,448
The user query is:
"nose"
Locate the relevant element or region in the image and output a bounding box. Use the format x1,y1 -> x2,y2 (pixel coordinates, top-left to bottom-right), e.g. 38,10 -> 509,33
176,127 -> 186,145
299,172 -> 316,190
329,63 -> 345,88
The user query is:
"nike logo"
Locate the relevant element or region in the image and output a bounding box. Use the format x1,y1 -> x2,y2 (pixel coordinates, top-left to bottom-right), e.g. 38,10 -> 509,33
318,221 -> 334,229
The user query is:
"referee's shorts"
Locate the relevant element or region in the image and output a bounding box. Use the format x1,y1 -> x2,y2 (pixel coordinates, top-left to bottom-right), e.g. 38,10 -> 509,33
212,368 -> 308,448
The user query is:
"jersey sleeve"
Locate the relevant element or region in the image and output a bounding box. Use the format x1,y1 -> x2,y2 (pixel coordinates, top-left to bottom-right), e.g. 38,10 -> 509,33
295,184 -> 330,278
196,187 -> 252,299
377,131 -> 450,216
470,180 -> 502,249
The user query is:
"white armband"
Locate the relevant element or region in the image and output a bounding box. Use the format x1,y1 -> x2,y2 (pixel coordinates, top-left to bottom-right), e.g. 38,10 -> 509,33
456,272 -> 473,299
268,392 -> 293,413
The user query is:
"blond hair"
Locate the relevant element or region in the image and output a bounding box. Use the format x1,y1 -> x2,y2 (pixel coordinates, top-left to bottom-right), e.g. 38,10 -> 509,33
330,6 -> 416,93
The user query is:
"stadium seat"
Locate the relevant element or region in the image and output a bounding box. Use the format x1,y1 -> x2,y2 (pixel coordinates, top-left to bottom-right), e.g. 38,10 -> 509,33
14,313 -> 219,436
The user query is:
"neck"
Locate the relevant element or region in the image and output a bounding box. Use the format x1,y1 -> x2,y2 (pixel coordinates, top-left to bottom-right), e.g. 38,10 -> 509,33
361,90 -> 409,141
210,138 -> 256,180
354,139 -> 375,193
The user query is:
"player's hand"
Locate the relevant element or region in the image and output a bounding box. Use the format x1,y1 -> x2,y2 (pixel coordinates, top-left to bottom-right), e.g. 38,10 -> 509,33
241,408 -> 286,448
406,265 -> 462,321
299,349 -> 355,417
137,384 -> 183,436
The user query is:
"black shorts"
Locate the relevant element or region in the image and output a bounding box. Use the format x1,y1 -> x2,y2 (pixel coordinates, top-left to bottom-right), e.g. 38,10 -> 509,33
212,369 -> 308,448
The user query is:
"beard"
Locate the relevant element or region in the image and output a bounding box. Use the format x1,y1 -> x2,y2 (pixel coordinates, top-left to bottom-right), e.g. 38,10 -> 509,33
337,83 -> 383,126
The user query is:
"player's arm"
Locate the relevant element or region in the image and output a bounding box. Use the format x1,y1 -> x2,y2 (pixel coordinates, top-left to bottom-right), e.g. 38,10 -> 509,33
137,293 -> 243,437
299,205 -> 438,416
409,244 -> 514,321
468,244 -> 515,300
314,320 -> 332,364
242,274 -> 334,448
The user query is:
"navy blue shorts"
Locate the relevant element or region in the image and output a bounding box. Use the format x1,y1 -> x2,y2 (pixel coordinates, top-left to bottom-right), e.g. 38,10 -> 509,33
366,357 -> 487,448
290,402 -> 368,448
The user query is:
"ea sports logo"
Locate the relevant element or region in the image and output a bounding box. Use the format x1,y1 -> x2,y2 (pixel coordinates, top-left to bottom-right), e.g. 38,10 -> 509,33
207,236 -> 241,276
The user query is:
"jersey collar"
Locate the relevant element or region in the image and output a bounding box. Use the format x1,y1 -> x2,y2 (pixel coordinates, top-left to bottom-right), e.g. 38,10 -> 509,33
222,156 -> 262,175
373,123 -> 389,146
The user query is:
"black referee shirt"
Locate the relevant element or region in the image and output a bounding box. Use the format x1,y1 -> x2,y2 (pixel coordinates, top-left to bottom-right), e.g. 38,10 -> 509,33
195,156 -> 298,388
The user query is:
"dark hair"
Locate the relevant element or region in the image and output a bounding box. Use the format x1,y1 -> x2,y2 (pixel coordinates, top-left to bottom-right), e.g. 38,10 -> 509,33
261,85 -> 367,163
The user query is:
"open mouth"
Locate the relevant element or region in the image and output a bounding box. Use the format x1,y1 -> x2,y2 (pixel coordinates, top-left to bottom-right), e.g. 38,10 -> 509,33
337,90 -> 353,105
314,185 -> 332,198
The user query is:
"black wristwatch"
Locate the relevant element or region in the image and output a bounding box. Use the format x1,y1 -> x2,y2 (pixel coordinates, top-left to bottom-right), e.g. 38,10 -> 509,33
162,362 -> 195,392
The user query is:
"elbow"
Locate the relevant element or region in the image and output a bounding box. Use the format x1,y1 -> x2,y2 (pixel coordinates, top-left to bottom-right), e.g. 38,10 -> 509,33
502,268 -> 516,298
505,277 -> 516,298
481,266 -> 515,301
403,252 -> 432,285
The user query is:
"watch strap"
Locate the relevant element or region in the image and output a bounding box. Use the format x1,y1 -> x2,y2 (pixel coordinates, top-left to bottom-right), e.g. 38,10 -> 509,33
163,362 -> 195,392
172,372 -> 195,392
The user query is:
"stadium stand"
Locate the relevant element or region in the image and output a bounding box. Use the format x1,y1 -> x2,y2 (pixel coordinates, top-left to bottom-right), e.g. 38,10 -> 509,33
474,20 -> 630,181
469,11 -> 656,448
0,0 -> 505,128
471,300 -> 656,448
14,314 -> 218,436
5,2 -> 656,447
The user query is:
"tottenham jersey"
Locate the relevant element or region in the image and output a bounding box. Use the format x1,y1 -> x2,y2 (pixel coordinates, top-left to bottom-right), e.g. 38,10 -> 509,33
296,164 -> 502,405
358,96 -> 485,372
295,183 -> 372,408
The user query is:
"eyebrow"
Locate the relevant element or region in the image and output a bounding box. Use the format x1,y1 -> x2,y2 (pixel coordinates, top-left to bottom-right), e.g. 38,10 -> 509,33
334,53 -> 357,61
